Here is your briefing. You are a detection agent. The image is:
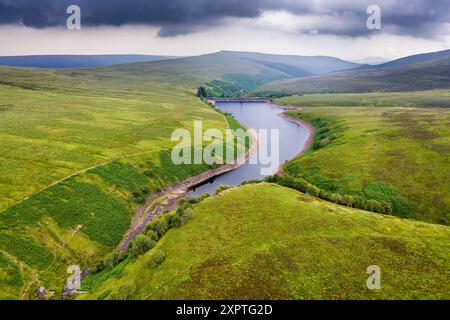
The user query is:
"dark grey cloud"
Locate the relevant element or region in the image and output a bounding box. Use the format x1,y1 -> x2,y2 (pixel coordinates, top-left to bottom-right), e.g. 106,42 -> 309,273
0,0 -> 449,38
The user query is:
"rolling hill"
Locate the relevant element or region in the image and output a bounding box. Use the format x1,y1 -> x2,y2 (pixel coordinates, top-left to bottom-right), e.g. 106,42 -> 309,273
282,107 -> 450,226
0,51 -> 362,98
217,51 -> 361,75
1,50 -> 448,300
97,51 -> 361,96
0,54 -> 245,299
252,49 -> 450,95
79,183 -> 450,300
0,49 -> 362,298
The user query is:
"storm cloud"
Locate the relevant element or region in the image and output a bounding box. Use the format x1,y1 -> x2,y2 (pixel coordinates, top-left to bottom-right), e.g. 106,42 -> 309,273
0,0 -> 449,38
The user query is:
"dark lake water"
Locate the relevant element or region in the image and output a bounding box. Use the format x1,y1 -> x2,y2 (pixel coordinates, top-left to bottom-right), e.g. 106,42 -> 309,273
187,102 -> 309,197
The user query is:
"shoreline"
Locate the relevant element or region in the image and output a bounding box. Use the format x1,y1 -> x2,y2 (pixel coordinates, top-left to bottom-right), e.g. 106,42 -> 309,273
267,100 -> 306,111
267,101 -> 315,152
267,99 -> 316,173
275,112 -> 316,174
119,102 -> 314,251
279,112 -> 316,156
118,127 -> 259,251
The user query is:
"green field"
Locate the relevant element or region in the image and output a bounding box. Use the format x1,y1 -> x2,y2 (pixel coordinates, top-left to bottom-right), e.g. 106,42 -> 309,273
79,183 -> 450,300
283,106 -> 450,225
275,90 -> 450,108
0,51 -> 360,99
1,51 -> 289,299
1,52 -> 450,300
0,58 -> 248,298
0,53 -> 287,99
0,52 -> 265,299
0,84 -> 228,210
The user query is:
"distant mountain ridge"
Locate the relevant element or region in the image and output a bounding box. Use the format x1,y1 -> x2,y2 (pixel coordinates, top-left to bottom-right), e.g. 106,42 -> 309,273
359,49 -> 450,70
251,49 -> 450,95
0,54 -> 179,68
98,51 -> 363,97
217,51 -> 361,75
0,51 -> 362,97
349,57 -> 389,65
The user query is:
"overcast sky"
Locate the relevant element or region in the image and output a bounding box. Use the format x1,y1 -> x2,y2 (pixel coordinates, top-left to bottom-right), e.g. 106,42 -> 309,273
1,0 -> 449,61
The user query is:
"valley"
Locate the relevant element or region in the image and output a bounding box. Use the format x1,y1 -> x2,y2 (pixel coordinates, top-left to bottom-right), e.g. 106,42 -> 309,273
0,50 -> 449,300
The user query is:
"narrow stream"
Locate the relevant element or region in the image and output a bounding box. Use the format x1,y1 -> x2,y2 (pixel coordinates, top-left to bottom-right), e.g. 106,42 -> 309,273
188,101 -> 309,197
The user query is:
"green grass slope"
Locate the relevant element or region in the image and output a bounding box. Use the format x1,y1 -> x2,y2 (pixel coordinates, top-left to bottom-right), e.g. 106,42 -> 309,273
107,50 -> 360,82
0,51 -> 447,300
81,51 -> 359,97
284,107 -> 450,225
252,53 -> 450,95
0,83 -> 226,211
79,183 -> 450,300
0,53 -> 290,99
275,90 -> 450,109
0,62 -> 238,299
0,51 -> 360,98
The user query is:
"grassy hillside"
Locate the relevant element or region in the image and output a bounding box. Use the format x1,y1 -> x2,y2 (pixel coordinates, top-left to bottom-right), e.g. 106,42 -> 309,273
1,51 -> 306,299
0,51 -> 361,99
252,52 -> 450,95
275,90 -> 450,109
79,183 -> 450,300
1,51 -> 448,300
97,51 -> 360,96
0,51 -> 359,97
216,51 -> 361,75
283,107 -> 450,226
0,60 -> 242,299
